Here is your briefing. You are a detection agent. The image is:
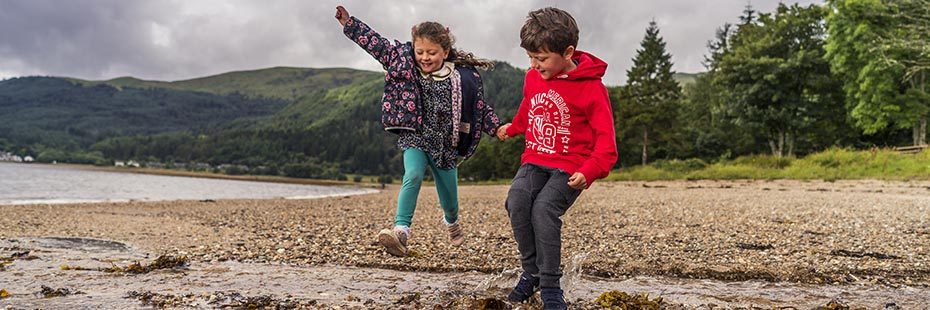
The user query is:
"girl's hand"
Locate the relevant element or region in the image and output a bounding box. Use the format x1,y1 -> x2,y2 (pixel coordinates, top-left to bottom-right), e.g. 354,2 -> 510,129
335,6 -> 350,26
567,172 -> 587,189
496,123 -> 511,141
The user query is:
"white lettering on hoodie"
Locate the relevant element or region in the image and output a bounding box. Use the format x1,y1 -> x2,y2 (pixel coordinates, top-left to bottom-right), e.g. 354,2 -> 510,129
526,89 -> 572,154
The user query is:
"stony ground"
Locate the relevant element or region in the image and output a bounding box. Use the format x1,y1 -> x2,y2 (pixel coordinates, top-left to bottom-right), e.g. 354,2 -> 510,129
2,179 -> 930,308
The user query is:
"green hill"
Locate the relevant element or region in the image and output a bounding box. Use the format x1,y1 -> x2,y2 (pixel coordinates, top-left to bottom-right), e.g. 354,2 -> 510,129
0,77 -> 287,146
1,63 -> 527,176
70,67 -> 383,101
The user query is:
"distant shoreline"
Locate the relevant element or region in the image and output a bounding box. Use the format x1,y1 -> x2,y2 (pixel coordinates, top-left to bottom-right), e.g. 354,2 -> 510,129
5,162 -> 385,189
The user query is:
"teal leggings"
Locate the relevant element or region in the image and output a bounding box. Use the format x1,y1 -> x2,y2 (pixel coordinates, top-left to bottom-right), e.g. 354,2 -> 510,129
395,148 -> 459,227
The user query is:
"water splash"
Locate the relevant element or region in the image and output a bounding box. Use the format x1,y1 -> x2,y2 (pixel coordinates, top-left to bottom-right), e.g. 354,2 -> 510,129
561,252 -> 589,301
475,268 -> 521,292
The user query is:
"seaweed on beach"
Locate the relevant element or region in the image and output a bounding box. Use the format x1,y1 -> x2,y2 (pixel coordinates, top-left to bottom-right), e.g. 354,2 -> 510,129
127,291 -> 193,308
0,251 -> 38,271
127,290 -> 316,309
815,299 -> 868,310
829,249 -> 900,260
60,255 -> 188,274
475,297 -> 511,310
38,285 -> 84,298
103,255 -> 189,274
10,251 -> 37,259
396,292 -> 421,305
207,291 -> 316,309
736,242 -> 774,251
440,295 -> 517,310
60,264 -> 94,271
595,290 -> 663,310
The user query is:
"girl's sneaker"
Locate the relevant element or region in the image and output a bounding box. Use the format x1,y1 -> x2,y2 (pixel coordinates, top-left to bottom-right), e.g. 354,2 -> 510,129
377,226 -> 409,257
446,220 -> 464,246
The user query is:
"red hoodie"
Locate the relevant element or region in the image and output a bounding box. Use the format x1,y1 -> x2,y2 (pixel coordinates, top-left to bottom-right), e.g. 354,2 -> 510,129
505,50 -> 618,186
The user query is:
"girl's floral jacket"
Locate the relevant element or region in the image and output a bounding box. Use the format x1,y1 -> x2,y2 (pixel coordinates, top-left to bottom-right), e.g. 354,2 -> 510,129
343,16 -> 501,161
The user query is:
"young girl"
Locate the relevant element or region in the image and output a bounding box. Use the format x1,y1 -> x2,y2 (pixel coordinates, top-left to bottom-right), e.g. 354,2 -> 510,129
335,6 -> 502,257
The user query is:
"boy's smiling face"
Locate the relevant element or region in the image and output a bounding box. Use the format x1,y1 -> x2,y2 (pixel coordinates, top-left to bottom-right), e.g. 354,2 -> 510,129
526,46 -> 576,80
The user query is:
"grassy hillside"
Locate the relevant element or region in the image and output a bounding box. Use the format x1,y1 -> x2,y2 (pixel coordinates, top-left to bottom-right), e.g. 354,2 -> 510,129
70,67 -> 383,101
0,77 -> 287,147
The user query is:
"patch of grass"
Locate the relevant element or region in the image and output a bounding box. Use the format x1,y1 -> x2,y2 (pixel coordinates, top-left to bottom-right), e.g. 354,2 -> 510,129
730,154 -> 794,169
607,165 -> 677,181
685,163 -> 778,180
652,158 -> 709,173
608,147 -> 930,181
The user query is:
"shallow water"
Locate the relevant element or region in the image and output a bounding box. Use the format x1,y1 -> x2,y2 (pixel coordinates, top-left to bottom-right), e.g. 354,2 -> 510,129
0,162 -> 376,205
1,238 -> 927,309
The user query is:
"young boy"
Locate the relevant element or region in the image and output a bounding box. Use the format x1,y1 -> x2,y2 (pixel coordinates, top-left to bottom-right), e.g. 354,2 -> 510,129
496,7 -> 617,310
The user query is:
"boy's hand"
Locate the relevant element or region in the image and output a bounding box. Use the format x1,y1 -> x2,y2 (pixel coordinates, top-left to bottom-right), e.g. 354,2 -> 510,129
567,172 -> 587,189
496,123 -> 511,141
335,6 -> 350,26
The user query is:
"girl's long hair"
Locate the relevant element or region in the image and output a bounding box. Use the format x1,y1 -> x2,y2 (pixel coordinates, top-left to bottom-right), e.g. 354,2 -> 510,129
412,21 -> 495,70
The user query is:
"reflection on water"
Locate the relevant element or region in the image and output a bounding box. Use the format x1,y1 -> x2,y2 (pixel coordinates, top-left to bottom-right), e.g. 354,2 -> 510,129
0,163 -> 376,205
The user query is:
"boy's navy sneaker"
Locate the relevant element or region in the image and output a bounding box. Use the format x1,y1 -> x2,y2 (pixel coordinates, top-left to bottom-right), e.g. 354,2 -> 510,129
506,272 -> 539,302
540,287 -> 567,310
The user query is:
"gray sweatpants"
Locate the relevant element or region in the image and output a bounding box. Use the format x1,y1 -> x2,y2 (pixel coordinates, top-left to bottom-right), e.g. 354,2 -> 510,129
505,163 -> 582,288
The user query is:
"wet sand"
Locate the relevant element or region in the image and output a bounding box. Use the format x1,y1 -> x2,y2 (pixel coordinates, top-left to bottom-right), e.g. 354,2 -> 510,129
2,180 -> 930,308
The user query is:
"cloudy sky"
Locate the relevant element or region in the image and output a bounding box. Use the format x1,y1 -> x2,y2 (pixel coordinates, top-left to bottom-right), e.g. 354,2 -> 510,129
0,0 -> 821,86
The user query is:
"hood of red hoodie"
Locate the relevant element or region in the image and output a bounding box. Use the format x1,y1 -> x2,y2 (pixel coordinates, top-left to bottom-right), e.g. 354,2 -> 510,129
556,50 -> 607,81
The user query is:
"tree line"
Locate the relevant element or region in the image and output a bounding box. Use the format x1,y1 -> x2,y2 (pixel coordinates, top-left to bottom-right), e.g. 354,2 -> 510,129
610,1 -> 928,169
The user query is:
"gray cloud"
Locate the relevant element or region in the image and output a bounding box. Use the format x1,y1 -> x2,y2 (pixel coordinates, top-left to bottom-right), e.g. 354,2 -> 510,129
0,0 -> 821,86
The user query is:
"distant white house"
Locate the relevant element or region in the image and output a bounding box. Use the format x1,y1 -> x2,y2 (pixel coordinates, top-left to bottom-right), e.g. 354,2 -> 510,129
23,156 -> 34,162
114,161 -> 126,167
127,160 -> 140,168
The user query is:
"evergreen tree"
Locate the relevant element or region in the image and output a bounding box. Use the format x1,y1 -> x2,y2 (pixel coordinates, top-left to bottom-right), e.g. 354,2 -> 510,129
619,21 -> 682,165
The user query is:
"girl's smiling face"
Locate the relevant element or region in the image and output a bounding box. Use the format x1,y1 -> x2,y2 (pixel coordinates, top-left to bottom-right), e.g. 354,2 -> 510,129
414,37 -> 449,73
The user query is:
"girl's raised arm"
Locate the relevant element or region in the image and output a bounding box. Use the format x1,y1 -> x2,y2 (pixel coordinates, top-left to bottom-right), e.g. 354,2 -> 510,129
336,6 -> 399,69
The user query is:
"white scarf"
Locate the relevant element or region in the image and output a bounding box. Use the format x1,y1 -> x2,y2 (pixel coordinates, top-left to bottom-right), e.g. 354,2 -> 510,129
419,61 -> 455,81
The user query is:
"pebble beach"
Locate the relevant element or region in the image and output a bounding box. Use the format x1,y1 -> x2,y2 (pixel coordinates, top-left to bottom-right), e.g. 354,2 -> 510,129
2,179 -> 929,308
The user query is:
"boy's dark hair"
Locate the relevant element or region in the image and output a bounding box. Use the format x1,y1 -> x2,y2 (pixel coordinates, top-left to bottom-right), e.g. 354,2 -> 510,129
412,21 -> 494,70
520,7 -> 579,54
